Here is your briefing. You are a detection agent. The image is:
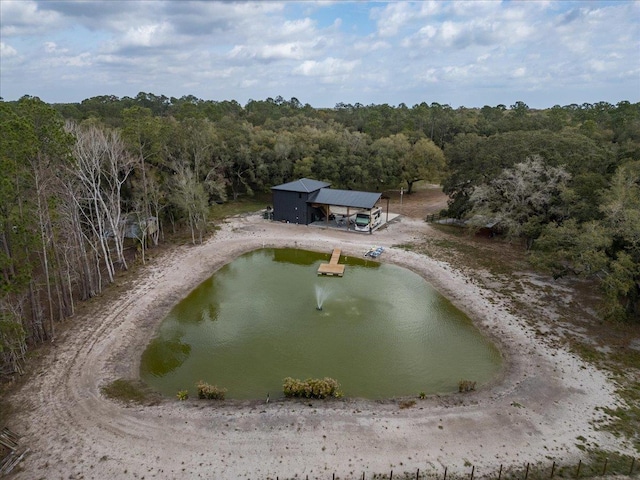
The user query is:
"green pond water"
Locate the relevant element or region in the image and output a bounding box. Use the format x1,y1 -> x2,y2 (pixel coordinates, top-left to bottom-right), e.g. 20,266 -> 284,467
140,248 -> 502,400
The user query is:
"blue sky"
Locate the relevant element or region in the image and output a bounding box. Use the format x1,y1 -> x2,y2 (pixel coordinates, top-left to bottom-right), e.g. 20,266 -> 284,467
1,1 -> 638,108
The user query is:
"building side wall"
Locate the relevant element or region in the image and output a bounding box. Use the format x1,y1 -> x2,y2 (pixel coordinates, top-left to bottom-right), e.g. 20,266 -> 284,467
272,191 -> 310,224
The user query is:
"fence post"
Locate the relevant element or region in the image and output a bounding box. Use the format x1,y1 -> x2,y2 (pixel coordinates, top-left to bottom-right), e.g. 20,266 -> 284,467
602,458 -> 608,476
390,470 -> 393,480
416,468 -> 420,480
630,457 -> 636,476
444,466 -> 447,480
362,473 -> 365,480
525,463 -> 530,480
470,465 -> 475,480
498,464 -> 502,480
576,460 -> 582,478
550,461 -> 556,479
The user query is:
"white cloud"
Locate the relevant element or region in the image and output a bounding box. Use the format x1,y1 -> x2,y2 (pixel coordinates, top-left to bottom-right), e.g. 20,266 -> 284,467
373,2 -> 416,37
0,1 -> 637,107
417,68 -> 439,83
442,64 -> 473,79
0,0 -> 65,36
49,52 -> 91,68
115,22 -> 174,50
511,67 -> 527,78
404,8 -> 537,52
1,42 -> 18,57
418,1 -> 441,16
198,68 -> 236,80
440,21 -> 461,45
293,57 -> 359,77
229,41 -> 312,61
354,39 -> 390,52
44,41 -> 65,53
590,60 -> 608,73
40,41 -> 91,67
281,18 -> 314,36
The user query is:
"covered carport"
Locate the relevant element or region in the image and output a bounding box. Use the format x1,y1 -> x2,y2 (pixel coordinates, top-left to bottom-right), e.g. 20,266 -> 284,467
307,188 -> 391,232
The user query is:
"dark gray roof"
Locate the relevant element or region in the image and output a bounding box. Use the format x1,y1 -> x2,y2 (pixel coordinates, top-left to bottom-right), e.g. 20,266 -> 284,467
271,178 -> 330,193
308,189 -> 381,209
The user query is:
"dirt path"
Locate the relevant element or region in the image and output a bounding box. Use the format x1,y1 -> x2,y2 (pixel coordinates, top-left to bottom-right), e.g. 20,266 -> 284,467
6,211 -> 633,479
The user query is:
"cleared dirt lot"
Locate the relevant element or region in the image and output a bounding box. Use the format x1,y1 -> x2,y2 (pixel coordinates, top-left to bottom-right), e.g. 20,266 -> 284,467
4,187 -> 635,479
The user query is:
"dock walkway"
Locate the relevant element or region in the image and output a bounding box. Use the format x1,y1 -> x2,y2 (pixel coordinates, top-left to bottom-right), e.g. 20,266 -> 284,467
317,248 -> 345,276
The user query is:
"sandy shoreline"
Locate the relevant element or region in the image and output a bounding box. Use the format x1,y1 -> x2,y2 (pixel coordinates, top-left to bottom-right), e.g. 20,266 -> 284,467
7,213 -> 632,479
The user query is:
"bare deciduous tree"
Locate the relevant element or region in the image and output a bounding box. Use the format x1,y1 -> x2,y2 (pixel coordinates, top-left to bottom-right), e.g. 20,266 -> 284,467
66,122 -> 135,282
170,161 -> 209,245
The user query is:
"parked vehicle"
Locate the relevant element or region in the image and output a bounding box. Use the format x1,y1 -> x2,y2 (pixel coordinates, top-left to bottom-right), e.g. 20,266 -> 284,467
354,207 -> 382,232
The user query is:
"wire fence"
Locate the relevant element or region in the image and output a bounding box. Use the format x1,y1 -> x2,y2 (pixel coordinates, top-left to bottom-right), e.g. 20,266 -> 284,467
267,455 -> 638,480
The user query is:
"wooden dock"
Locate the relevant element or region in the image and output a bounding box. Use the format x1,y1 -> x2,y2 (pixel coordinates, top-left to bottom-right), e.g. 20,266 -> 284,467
317,248 -> 345,276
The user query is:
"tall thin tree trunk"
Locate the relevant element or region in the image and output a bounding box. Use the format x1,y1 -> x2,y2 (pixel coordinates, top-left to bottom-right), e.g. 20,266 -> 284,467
93,244 -> 103,294
61,247 -> 75,315
0,231 -> 14,283
28,280 -> 46,343
51,233 -> 72,318
189,212 -> 196,245
34,169 -> 55,341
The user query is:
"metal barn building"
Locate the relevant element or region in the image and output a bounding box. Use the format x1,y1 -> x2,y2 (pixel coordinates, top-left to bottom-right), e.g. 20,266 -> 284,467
271,178 -> 330,224
271,178 -> 383,226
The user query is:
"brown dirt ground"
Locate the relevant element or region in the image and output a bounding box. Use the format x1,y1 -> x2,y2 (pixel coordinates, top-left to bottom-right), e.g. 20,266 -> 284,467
2,184 -> 638,480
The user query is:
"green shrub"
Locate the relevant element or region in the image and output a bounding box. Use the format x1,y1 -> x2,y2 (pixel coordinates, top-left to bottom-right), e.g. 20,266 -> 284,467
176,390 -> 189,401
458,379 -> 476,392
196,381 -> 227,400
282,377 -> 341,399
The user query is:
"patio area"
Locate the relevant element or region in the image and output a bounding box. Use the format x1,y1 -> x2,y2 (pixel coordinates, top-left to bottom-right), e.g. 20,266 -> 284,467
307,212 -> 401,233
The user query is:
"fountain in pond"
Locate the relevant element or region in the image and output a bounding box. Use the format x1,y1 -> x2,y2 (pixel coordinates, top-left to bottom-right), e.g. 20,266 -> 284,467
315,284 -> 330,311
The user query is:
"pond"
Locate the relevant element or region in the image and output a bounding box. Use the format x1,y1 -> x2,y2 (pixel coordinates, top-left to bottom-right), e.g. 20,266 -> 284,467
140,248 -> 502,400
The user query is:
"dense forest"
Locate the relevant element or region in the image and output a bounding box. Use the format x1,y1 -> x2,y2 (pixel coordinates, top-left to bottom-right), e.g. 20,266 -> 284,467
1,93 -> 639,376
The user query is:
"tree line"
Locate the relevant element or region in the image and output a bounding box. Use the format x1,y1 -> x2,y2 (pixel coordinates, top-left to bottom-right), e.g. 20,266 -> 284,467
1,93 -> 638,377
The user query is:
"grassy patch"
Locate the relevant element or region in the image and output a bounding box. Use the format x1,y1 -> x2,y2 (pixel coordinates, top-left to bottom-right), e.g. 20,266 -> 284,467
417,228 -> 528,277
610,348 -> 640,371
210,195 -> 270,221
583,449 -> 639,477
598,381 -> 640,452
410,223 -> 640,456
358,452 -> 638,480
489,452 -> 638,479
392,243 -> 416,252
567,342 -> 640,453
569,343 -> 606,365
101,378 -> 151,404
